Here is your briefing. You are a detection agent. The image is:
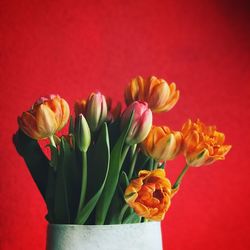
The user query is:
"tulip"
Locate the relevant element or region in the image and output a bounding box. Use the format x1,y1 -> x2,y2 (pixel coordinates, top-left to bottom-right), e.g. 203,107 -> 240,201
141,126 -> 182,162
106,97 -> 122,122
121,101 -> 152,145
124,169 -> 176,221
182,119 -> 231,167
18,95 -> 70,140
85,92 -> 108,132
75,114 -> 91,216
75,114 -> 91,152
74,99 -> 87,116
124,76 -> 180,113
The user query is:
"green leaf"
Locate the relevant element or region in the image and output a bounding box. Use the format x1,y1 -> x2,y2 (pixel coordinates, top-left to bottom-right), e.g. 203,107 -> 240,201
122,212 -> 141,224
48,144 -> 58,169
12,129 -> 49,200
134,151 -> 150,174
45,166 -> 56,223
54,138 -> 71,224
105,189 -> 124,224
69,115 -> 74,134
107,120 -> 120,150
105,171 -> 130,224
65,147 -> 81,223
123,212 -> 141,224
75,123 -> 110,224
119,171 -> 129,192
95,112 -> 134,225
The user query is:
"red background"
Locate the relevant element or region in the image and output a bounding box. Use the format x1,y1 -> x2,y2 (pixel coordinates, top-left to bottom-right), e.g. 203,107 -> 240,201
1,0 -> 250,249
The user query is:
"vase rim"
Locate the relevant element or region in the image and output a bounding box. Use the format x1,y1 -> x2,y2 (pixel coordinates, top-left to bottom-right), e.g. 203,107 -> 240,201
48,222 -> 160,228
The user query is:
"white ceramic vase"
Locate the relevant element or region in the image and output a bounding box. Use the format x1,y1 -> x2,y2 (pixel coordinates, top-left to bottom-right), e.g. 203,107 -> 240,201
46,222 -> 163,250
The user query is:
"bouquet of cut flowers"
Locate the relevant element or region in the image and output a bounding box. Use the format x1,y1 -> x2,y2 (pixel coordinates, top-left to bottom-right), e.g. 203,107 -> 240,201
13,76 -> 231,225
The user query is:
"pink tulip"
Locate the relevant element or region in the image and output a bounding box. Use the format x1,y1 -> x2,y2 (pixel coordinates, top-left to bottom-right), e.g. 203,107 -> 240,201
85,92 -> 108,132
121,101 -> 152,145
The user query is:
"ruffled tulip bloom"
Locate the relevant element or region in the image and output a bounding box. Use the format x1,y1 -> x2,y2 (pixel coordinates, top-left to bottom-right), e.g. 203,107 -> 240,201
124,76 -> 179,113
124,169 -> 175,221
141,126 -> 182,162
121,101 -> 152,145
18,95 -> 70,140
182,119 -> 231,167
85,92 -> 108,132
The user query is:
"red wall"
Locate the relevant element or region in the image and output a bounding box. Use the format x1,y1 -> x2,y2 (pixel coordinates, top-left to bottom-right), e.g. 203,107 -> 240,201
1,0 -> 250,249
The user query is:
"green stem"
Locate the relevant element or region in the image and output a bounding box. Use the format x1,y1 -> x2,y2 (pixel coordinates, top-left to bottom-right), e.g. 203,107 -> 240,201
49,135 -> 56,148
130,144 -> 137,159
128,148 -> 138,179
153,161 -> 158,170
118,204 -> 129,224
172,164 -> 190,189
159,161 -> 166,169
149,158 -> 154,170
121,144 -> 130,163
49,135 -> 57,170
77,151 -> 88,218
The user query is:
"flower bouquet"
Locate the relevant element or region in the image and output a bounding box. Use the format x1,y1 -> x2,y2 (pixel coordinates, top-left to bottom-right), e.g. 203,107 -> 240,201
13,76 -> 231,250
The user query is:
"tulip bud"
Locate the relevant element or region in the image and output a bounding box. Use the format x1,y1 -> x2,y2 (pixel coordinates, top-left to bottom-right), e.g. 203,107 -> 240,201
121,101 -> 152,145
74,99 -> 87,116
141,126 -> 182,162
86,92 -> 108,132
75,114 -> 91,152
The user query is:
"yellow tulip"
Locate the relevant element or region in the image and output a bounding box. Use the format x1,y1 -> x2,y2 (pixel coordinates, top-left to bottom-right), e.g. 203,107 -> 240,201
182,119 -> 231,167
124,76 -> 180,113
18,95 -> 70,140
141,126 -> 182,162
124,169 -> 176,221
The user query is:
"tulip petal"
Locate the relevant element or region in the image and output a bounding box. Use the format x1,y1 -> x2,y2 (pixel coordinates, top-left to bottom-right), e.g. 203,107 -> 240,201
187,149 -> 210,167
36,104 -> 58,136
86,92 -> 107,132
142,126 -> 183,162
147,81 -> 170,111
58,98 -> 70,130
18,112 -> 41,139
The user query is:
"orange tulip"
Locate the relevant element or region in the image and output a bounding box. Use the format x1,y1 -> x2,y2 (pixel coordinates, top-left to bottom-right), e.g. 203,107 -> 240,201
124,76 -> 180,113
18,95 -> 70,140
124,169 -> 176,221
141,126 -> 182,162
106,97 -> 122,122
182,119 -> 231,167
74,99 -> 87,116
